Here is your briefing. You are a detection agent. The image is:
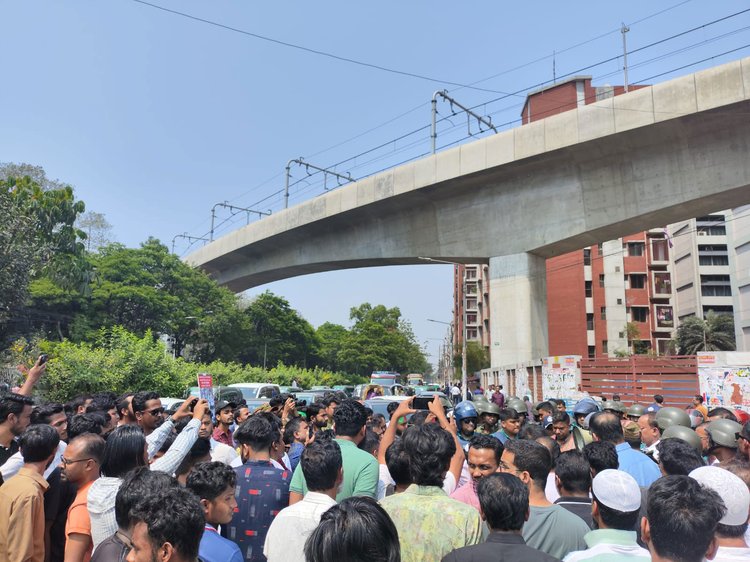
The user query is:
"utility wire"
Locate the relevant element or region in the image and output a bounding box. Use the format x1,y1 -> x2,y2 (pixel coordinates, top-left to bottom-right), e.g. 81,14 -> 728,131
128,0 -> 512,94
210,2 -> 715,211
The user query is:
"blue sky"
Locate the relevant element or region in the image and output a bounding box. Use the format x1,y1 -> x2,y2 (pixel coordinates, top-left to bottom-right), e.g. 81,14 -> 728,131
2,1 -> 748,369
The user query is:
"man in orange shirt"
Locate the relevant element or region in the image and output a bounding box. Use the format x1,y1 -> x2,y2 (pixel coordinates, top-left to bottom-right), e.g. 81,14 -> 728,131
60,433 -> 105,562
692,395 -> 709,420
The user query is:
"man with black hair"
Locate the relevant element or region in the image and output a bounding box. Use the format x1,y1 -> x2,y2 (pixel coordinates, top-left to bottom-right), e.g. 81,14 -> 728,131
494,408 -> 521,444
290,399 -> 378,504
230,415 -> 291,562
32,402 -> 68,441
212,400 -> 236,447
552,412 -> 577,453
689,466 -> 750,561
590,412 -> 660,487
61,433 -> 105,562
1,401 -> 70,481
186,462 -> 243,562
197,410 -> 238,465
656,439 -> 705,476
0,424 -> 60,562
442,473 -> 559,562
321,394 -> 341,423
708,407 -> 739,423
642,475 -> 725,562
381,423 -> 482,562
264,439 -> 343,562
305,403 -> 329,438
174,438 -> 211,486
554,451 -> 594,528
647,395 -> 664,413
116,392 -> 136,426
563,469 -> 649,562
234,405 -> 250,426
126,487 -> 204,562
582,442 -> 619,477
90,468 -> 179,562
450,434 -> 503,511
501,439 -> 589,559
68,412 -> 108,440
283,417 -> 308,472
0,392 -> 34,465
131,391 -> 165,437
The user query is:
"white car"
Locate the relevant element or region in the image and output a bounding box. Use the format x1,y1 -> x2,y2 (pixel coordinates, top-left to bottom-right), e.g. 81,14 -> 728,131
228,383 -> 280,402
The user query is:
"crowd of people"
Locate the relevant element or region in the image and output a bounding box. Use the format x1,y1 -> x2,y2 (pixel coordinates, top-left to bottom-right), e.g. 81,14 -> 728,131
1,358 -> 750,562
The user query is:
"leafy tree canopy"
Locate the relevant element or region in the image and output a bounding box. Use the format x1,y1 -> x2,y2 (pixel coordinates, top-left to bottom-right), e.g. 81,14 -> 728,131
675,312 -> 735,355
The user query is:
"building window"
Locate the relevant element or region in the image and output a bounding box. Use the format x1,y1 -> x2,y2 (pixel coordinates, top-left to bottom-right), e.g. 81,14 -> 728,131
597,243 -> 603,254
702,305 -> 733,316
626,242 -> 645,257
585,281 -> 592,298
588,346 -> 596,359
655,306 -> 674,328
466,283 -> 477,295
698,244 -> 729,266
602,340 -> 608,354
586,313 -> 594,330
583,248 -> 591,266
466,298 -> 477,309
629,274 -> 646,289
633,340 -> 652,354
700,274 -> 732,297
467,328 -> 478,339
465,268 -> 477,279
632,307 -> 648,323
653,272 -> 672,295
651,238 -> 669,262
600,307 -> 606,320
599,274 -> 605,287
466,313 -> 477,324
617,298 -> 623,305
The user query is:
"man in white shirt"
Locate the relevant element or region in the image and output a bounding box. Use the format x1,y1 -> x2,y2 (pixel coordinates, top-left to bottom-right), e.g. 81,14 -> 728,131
264,437 -> 342,562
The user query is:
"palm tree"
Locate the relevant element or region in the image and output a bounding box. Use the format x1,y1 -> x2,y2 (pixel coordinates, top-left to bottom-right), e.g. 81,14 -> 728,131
675,312 -> 736,354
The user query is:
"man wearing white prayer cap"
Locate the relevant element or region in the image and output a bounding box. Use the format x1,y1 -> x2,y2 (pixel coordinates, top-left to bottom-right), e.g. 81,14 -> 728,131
563,470 -> 650,562
689,466 -> 750,562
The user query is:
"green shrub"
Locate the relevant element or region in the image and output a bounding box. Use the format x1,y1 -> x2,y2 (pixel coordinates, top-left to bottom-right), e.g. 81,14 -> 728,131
10,327 -> 363,402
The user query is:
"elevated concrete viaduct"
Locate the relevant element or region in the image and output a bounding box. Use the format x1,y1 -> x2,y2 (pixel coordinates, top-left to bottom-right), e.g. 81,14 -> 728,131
188,57 -> 750,367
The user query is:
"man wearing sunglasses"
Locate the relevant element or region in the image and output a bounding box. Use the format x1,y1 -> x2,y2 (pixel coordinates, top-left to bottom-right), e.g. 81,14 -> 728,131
132,391 -> 165,437
60,433 -> 105,562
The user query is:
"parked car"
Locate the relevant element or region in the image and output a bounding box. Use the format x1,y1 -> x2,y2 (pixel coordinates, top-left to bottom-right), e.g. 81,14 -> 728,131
332,385 -> 355,396
228,383 -> 280,402
279,386 -> 304,395
161,397 -> 185,413
310,386 -> 333,392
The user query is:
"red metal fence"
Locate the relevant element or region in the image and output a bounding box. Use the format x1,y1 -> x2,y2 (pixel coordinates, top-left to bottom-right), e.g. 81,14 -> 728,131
579,356 -> 699,407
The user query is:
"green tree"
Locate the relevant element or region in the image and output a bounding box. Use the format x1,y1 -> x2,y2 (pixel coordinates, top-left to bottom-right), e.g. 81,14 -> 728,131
453,340 -> 490,378
316,322 -> 348,372
676,312 -> 736,354
337,303 -> 428,376
1,174 -> 89,344
241,291 -> 319,368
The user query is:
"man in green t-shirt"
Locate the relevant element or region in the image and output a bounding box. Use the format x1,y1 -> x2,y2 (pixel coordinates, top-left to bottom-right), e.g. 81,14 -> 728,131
288,400 -> 378,504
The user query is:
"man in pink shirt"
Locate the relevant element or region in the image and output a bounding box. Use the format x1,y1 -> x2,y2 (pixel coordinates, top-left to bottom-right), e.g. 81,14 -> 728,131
450,434 -> 503,511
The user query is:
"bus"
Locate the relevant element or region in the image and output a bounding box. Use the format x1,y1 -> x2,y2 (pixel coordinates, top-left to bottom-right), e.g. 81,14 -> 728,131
370,371 -> 402,387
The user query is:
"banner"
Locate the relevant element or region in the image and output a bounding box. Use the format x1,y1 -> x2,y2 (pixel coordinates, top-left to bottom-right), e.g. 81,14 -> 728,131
197,373 -> 215,419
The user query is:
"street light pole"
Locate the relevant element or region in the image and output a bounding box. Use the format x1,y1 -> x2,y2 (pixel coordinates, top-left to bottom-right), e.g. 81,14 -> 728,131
423,255 -> 470,400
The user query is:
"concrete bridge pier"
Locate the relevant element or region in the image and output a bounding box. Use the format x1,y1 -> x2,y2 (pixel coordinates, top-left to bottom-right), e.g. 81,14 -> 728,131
488,253 -> 548,368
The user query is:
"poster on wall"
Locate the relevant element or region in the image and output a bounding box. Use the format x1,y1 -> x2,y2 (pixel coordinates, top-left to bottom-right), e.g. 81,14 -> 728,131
697,352 -> 750,412
515,365 -> 530,401
542,355 -> 583,402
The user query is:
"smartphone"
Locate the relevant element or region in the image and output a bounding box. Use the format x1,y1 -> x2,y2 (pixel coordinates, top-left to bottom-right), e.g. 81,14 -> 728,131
38,354 -> 48,365
413,397 -> 432,410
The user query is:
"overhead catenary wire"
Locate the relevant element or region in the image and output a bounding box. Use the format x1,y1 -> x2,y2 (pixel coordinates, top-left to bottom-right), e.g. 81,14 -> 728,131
170,0 -> 703,217
184,9 -> 750,243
